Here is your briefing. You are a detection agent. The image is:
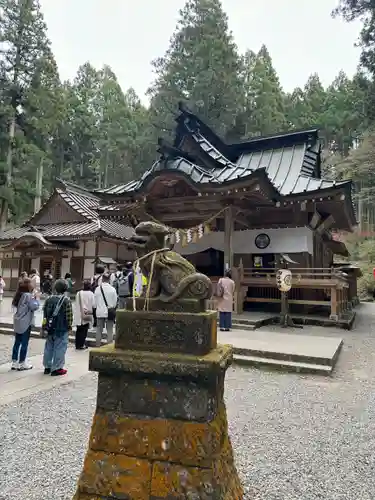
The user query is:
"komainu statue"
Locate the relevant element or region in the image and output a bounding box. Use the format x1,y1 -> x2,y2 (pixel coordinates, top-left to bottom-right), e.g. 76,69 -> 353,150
128,221 -> 213,302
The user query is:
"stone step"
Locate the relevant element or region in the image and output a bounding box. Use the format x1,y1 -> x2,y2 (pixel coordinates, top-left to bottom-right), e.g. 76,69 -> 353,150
231,345 -> 335,367
233,354 -> 333,375
218,330 -> 343,374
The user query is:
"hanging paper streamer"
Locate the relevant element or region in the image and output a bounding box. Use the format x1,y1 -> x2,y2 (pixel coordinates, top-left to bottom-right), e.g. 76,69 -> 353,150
128,203 -> 226,243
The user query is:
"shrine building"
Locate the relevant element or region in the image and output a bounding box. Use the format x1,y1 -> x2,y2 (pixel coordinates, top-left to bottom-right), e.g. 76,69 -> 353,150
0,103 -> 358,323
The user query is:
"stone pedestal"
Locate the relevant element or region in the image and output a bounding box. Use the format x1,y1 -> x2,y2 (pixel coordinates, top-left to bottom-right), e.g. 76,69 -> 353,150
73,299 -> 243,500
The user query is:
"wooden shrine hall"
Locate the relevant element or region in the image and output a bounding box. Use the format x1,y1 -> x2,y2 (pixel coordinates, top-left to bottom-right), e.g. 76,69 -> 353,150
0,103 -> 358,323
96,103 -> 358,323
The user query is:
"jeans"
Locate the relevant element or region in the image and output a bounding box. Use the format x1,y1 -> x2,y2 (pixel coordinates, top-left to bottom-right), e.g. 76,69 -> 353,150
75,324 -> 89,349
96,318 -> 114,347
219,311 -> 232,330
12,326 -> 31,363
43,332 -> 69,371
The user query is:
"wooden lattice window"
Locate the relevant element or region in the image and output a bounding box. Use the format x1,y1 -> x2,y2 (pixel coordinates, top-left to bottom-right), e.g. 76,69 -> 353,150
2,258 -> 19,269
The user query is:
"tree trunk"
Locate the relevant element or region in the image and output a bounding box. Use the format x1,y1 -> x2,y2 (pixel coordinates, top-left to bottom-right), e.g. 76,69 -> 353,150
0,116 -> 16,231
34,159 -> 43,214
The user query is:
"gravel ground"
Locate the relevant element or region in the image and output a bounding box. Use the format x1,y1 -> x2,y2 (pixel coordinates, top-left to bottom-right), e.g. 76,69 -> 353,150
1,303 -> 375,499
0,335 -> 45,365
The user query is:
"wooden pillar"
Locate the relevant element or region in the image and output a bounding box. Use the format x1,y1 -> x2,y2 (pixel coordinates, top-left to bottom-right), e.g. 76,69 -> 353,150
224,206 -> 234,274
330,287 -> 338,321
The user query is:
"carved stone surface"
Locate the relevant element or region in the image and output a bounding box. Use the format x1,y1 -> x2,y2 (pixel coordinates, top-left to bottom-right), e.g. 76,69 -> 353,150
127,221 -> 214,302
125,297 -> 206,313
115,309 -> 217,355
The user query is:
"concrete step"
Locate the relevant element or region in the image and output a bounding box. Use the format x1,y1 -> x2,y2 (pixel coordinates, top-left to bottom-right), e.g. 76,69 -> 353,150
233,354 -> 333,375
218,330 -> 343,375
231,345 -> 336,367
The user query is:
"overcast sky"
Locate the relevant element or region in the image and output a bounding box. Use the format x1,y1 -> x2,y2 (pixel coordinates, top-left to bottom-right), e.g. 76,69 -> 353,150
39,0 -> 362,103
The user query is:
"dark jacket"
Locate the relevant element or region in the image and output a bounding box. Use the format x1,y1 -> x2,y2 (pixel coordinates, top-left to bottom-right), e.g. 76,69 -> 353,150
43,294 -> 73,336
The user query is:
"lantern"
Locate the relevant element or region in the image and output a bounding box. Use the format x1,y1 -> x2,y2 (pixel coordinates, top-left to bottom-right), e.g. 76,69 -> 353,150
276,269 -> 292,292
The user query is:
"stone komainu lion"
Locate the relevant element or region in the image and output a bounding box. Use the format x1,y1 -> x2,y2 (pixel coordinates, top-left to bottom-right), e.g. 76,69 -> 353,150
128,221 -> 213,302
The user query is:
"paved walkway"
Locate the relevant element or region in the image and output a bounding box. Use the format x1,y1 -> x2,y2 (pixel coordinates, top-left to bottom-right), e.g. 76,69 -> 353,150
0,337 -> 90,406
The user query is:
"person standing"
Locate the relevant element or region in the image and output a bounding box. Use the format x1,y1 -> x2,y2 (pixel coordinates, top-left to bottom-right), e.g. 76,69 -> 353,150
74,280 -> 95,350
110,264 -> 122,286
91,264 -> 105,327
94,273 -> 117,347
29,268 -> 40,293
115,262 -> 134,309
0,275 -> 6,302
11,278 -> 40,370
42,279 -> 73,376
42,270 -> 53,296
64,272 -> 74,297
216,270 -> 235,332
19,271 -> 28,282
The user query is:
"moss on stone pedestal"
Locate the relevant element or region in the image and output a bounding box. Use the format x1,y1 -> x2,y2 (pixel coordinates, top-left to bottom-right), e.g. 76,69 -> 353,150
73,307 -> 243,499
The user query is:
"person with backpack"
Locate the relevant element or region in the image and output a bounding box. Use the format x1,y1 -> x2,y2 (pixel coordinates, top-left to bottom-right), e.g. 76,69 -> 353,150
42,279 -> 73,376
115,262 -> 134,309
110,264 -> 122,287
94,273 -> 118,347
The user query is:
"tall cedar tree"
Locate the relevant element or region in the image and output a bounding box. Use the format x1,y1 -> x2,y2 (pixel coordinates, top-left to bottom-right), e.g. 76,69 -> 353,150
0,0 -> 51,226
237,45 -> 287,137
333,1 -> 375,74
148,0 -> 244,141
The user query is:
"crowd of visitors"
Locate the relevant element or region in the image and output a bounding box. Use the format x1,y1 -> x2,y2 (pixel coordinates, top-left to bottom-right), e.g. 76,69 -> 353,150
8,263 -> 235,373
8,261 -> 148,373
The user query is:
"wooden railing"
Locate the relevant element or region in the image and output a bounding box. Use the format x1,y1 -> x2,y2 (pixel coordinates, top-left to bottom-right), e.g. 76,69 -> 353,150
207,265 -> 353,321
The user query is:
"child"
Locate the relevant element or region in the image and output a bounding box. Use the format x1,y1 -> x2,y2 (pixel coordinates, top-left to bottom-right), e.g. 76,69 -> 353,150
42,279 -> 73,376
0,275 -> 5,302
11,278 -> 40,370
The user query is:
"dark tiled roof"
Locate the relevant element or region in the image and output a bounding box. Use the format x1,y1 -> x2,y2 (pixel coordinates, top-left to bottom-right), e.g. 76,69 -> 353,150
97,108 -> 344,197
0,227 -> 27,240
99,219 -> 134,239
56,186 -> 100,220
98,157 -> 216,195
235,145 -> 348,195
97,148 -> 347,197
0,220 -> 133,242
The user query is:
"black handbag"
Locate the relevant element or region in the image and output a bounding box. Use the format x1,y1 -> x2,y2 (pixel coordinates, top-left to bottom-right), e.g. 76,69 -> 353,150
100,285 -> 116,321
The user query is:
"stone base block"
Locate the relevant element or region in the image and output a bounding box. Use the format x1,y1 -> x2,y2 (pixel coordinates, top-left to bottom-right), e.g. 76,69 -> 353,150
115,309 -> 217,355
73,406 -> 243,499
89,344 -> 233,380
